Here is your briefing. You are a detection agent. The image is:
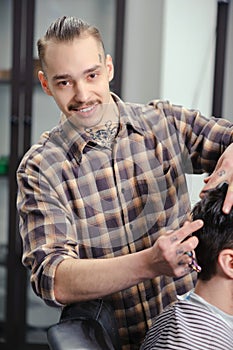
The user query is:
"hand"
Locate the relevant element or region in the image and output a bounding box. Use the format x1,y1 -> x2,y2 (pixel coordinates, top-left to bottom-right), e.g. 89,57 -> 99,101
148,220 -> 203,278
200,143 -> 233,214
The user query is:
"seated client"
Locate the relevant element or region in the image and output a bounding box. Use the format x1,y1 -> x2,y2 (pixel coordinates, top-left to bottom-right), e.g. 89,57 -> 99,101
141,182 -> 233,350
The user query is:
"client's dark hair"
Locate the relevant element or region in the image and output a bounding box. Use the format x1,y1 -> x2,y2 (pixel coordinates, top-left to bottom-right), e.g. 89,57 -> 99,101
191,182 -> 233,281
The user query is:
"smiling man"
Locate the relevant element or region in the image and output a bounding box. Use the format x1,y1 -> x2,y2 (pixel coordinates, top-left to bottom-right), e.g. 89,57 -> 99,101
38,24 -> 118,133
17,16 -> 233,349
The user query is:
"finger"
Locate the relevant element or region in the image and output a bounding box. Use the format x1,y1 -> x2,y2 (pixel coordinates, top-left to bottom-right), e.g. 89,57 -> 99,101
201,179 -> 233,214
180,235 -> 199,253
201,169 -> 227,192
182,221 -> 190,227
203,175 -> 210,184
222,184 -> 233,214
165,229 -> 174,237
178,253 -> 193,267
174,237 -> 199,261
176,265 -> 192,278
177,251 -> 202,276
171,220 -> 203,243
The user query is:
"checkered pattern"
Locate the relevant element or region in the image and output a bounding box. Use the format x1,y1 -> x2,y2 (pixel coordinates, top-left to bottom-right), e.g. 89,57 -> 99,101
17,95 -> 233,349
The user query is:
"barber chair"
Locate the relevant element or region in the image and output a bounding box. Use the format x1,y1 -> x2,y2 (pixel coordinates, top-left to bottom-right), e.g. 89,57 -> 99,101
47,299 -> 121,350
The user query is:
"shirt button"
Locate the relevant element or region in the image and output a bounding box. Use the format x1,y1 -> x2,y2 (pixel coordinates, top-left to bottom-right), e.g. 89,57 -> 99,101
121,188 -> 125,194
129,224 -> 133,230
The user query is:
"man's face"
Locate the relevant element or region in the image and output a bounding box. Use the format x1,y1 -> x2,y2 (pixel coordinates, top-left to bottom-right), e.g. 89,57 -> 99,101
38,36 -> 114,129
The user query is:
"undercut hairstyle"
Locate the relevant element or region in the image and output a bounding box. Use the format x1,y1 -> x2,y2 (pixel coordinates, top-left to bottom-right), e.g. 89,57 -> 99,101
191,182 -> 233,281
37,16 -> 105,70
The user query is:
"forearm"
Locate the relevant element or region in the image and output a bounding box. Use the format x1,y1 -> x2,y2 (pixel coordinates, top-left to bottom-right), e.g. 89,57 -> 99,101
54,249 -> 153,304
54,220 -> 202,304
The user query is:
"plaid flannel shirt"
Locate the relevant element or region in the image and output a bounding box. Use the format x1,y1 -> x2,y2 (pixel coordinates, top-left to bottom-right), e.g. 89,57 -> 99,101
17,94 -> 233,349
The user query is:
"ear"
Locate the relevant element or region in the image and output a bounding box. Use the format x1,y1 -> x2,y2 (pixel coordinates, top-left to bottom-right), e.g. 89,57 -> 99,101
105,54 -> 114,82
38,70 -> 52,96
218,249 -> 233,278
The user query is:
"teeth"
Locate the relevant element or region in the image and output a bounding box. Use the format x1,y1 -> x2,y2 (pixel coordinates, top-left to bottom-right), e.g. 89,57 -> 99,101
79,105 -> 95,113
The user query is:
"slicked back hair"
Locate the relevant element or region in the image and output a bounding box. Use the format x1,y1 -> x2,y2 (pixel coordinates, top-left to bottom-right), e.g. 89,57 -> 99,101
191,182 -> 233,281
37,16 -> 105,70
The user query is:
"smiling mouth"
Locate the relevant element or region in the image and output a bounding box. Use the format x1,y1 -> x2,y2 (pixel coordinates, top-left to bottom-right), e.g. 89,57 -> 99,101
68,102 -> 98,113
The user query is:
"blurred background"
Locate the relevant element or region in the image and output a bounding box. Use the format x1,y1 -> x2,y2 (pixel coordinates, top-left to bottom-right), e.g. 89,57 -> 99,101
0,0 -> 232,349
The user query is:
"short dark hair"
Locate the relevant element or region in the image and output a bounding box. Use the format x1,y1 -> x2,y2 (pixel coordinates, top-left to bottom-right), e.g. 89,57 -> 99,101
37,16 -> 105,71
191,182 -> 233,281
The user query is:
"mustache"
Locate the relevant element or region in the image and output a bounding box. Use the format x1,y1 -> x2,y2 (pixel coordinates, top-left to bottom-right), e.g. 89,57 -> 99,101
68,100 -> 99,111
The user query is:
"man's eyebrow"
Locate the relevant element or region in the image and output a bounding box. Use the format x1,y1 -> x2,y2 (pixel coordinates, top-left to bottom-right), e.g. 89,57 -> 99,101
83,64 -> 102,74
52,65 -> 102,82
52,74 -> 72,81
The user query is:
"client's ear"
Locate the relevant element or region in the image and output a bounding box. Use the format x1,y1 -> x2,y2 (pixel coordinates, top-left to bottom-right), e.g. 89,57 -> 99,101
218,249 -> 233,278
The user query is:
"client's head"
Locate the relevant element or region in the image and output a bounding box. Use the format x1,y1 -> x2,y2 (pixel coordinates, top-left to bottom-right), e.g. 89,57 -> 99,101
191,182 -> 233,281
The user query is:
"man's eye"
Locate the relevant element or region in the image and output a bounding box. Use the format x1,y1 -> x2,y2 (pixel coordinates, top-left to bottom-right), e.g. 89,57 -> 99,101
89,73 -> 97,79
58,81 -> 71,87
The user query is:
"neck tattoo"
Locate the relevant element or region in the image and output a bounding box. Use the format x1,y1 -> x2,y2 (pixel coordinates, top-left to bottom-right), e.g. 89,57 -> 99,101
85,120 -> 118,149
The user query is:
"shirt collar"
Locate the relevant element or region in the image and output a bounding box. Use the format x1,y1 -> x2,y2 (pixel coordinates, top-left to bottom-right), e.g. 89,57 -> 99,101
111,92 -> 146,136
58,92 -> 146,162
58,114 -> 88,163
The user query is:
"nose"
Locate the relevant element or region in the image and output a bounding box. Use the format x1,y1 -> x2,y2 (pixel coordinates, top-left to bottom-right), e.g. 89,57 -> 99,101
73,80 -> 90,103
